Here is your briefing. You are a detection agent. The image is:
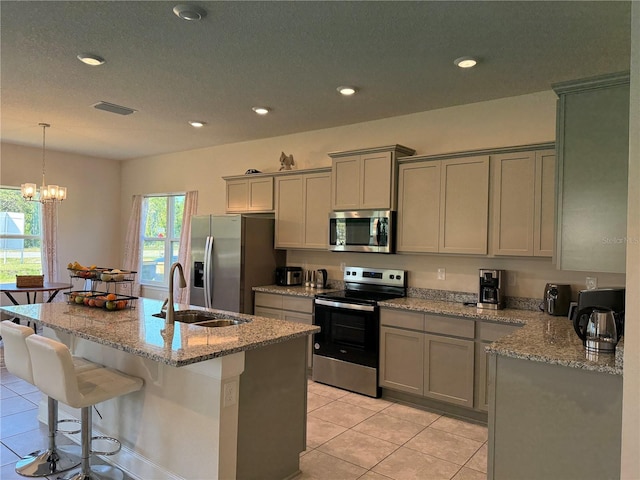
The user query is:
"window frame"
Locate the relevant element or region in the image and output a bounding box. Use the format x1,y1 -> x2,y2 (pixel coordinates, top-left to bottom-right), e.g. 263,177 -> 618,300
140,193 -> 185,287
0,186 -> 44,281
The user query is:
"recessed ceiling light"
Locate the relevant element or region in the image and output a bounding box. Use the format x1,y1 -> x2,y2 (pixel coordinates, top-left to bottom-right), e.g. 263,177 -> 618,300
454,56 -> 478,69
252,107 -> 270,115
77,54 -> 105,66
188,121 -> 206,128
173,4 -> 207,21
337,86 -> 358,96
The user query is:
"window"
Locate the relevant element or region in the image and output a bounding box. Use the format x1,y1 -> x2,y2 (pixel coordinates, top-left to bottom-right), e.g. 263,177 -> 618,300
140,194 -> 185,286
0,187 -> 43,282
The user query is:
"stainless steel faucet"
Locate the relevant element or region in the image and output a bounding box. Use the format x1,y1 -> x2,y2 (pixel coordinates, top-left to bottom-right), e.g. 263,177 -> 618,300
165,262 -> 187,324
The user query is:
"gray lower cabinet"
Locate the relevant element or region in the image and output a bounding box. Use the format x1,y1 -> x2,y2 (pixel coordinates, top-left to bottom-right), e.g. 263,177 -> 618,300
424,334 -> 474,407
254,292 -> 314,369
380,309 -> 475,409
381,308 -> 521,412
475,321 -> 521,412
379,326 -> 424,395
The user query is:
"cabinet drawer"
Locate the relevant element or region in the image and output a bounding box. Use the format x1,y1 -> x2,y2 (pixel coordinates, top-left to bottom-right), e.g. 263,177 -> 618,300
282,296 -> 313,314
254,306 -> 282,320
478,321 -> 520,342
283,311 -> 312,324
425,314 -> 474,339
254,292 -> 283,309
380,309 -> 424,331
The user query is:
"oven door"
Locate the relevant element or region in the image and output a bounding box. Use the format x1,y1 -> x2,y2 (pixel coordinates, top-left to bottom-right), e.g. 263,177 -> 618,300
329,210 -> 394,253
313,298 -> 379,368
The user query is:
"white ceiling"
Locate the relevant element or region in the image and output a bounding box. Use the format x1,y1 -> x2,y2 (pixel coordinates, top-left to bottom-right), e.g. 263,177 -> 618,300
0,1 -> 631,161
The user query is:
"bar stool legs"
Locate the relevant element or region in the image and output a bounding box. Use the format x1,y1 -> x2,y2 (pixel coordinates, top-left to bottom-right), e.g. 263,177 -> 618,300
15,397 -> 81,477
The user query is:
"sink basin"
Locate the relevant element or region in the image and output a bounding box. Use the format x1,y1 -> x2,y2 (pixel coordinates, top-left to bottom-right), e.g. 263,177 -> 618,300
152,309 -> 250,327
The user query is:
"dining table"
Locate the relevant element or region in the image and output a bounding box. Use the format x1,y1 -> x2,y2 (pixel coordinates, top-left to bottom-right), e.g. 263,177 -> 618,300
0,282 -> 73,305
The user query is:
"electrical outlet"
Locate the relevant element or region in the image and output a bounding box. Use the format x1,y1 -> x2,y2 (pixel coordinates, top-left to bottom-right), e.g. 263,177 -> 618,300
223,381 -> 237,407
437,268 -> 446,280
586,277 -> 598,290
340,262 -> 346,272
508,272 -> 517,287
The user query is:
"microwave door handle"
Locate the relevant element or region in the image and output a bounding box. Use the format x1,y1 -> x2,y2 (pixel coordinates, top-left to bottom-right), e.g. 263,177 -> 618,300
373,218 -> 380,246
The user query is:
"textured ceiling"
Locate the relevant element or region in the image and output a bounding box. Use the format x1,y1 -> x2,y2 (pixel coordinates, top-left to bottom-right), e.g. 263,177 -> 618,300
0,1 -> 631,160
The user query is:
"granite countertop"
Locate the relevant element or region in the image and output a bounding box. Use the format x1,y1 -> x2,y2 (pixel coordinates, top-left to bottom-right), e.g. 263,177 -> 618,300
0,298 -> 319,367
253,284 -> 338,297
378,297 -> 623,376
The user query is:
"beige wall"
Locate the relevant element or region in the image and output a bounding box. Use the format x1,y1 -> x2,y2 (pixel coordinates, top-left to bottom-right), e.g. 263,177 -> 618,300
1,143 -> 121,305
621,3 -> 640,478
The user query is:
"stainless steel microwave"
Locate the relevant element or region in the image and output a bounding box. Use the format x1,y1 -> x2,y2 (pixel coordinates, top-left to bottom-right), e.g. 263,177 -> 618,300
329,210 -> 395,253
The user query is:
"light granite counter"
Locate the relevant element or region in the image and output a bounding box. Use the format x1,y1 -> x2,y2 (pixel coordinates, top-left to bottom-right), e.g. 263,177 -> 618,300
378,297 -> 623,375
253,284 -> 338,297
0,297 -> 319,367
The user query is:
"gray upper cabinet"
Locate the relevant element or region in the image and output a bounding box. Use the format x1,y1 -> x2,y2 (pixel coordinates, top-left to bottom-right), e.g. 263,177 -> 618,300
224,175 -> 274,213
553,72 -> 630,273
491,148 -> 555,257
329,145 -> 415,211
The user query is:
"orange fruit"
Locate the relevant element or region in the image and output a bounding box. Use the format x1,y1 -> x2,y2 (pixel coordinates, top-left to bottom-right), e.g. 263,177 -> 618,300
106,293 -> 117,301
116,300 -> 127,310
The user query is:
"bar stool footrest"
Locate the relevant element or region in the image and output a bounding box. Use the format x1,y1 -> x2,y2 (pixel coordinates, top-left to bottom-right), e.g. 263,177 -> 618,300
91,436 -> 121,456
57,418 -> 82,435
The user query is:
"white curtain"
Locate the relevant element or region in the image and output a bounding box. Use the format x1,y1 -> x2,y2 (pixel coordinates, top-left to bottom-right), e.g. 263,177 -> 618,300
176,191 -> 198,304
41,202 -> 60,301
122,195 -> 146,297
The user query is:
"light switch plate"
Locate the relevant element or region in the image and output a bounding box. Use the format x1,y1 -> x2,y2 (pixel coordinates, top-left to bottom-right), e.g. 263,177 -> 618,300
586,277 -> 598,290
437,268 -> 446,280
223,381 -> 237,407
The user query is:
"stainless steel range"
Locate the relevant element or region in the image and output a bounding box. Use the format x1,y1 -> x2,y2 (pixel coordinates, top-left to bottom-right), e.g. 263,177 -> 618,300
312,266 -> 407,397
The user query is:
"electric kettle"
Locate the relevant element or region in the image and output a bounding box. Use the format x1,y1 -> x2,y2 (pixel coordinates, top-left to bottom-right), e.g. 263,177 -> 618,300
316,269 -> 328,289
572,306 -> 622,353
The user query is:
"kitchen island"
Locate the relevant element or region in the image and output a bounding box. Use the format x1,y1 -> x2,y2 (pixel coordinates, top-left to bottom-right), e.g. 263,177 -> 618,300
0,298 -> 319,480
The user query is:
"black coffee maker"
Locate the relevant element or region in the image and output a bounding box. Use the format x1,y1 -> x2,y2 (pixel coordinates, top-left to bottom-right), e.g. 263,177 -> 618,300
572,287 -> 625,346
478,269 -> 505,310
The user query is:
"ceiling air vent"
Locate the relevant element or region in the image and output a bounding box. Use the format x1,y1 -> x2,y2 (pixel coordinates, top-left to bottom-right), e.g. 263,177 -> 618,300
92,101 -> 137,116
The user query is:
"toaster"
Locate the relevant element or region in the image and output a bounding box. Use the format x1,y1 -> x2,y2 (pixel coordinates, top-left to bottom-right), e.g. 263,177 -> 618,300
275,266 -> 303,286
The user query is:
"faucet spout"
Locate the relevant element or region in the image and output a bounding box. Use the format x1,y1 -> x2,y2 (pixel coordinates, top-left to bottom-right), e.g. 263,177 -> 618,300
166,262 -> 187,324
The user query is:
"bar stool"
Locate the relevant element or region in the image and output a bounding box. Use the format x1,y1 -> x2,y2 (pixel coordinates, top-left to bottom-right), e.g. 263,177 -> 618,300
25,334 -> 144,480
0,321 -> 82,477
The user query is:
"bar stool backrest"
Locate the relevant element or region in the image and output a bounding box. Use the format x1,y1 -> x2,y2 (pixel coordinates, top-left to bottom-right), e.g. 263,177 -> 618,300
1,320 -> 34,383
25,334 -> 82,408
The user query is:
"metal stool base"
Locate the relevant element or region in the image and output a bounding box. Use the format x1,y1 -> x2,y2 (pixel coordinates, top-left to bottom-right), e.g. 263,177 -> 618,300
61,464 -> 125,480
15,444 -> 81,477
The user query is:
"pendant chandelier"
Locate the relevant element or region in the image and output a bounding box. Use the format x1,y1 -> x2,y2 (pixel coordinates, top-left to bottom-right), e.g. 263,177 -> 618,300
21,123 -> 67,203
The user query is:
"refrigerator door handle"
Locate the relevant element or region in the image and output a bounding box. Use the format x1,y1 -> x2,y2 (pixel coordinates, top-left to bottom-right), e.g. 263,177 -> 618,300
204,235 -> 214,308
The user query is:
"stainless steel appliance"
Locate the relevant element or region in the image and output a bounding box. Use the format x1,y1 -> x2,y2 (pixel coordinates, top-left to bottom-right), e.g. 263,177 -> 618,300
543,283 -> 572,316
190,214 -> 284,313
573,307 -> 622,353
275,266 -> 303,286
329,210 -> 395,253
312,266 -> 407,397
478,269 -> 504,310
572,287 -> 625,351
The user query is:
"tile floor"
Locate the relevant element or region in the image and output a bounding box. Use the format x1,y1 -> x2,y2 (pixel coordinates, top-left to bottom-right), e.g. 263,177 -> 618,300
1,339 -> 487,480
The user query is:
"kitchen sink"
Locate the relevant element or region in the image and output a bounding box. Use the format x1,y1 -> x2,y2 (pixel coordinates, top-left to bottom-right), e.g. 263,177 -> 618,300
152,309 -> 250,327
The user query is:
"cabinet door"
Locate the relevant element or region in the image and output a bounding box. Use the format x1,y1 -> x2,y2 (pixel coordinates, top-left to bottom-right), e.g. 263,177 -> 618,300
424,334 -> 474,407
360,152 -> 393,210
439,156 -> 489,254
275,175 -> 304,248
397,162 -> 441,253
475,341 -> 490,412
331,156 -> 361,210
303,172 -> 331,249
534,150 -> 556,257
556,79 -> 629,273
248,177 -> 274,212
491,152 -> 536,256
283,310 -> 314,369
226,179 -> 248,212
379,326 -> 424,395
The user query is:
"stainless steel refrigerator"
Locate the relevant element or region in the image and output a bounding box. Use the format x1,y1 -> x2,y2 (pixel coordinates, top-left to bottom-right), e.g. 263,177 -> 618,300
190,214 -> 285,314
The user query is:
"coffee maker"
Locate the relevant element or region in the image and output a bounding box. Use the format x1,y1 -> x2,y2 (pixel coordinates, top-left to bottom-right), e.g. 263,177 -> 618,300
478,269 -> 505,310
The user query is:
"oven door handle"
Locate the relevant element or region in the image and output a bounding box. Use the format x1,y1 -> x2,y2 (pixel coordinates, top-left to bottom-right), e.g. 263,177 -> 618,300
315,298 -> 376,312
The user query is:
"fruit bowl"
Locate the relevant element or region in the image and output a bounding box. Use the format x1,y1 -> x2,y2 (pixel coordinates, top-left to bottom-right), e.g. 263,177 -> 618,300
65,291 -> 137,310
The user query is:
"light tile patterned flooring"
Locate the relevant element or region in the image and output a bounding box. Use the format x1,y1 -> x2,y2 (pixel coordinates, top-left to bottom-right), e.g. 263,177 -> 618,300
1,339 -> 487,480
299,380 -> 487,480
